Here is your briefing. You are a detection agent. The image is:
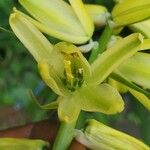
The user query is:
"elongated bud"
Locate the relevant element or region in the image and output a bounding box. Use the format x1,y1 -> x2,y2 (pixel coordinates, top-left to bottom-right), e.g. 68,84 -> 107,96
0,138 -> 49,150
76,119 -> 150,150
112,0 -> 150,27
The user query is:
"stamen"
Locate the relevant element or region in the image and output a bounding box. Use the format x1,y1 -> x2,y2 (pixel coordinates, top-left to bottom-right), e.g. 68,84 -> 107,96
64,60 -> 74,86
63,52 -> 84,92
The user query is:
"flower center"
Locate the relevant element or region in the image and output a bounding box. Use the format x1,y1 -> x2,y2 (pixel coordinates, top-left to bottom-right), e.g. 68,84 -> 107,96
63,52 -> 84,92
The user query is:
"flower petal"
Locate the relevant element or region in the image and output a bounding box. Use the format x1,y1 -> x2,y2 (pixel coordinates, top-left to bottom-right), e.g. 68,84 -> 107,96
69,0 -> 94,37
38,60 -> 66,96
89,33 -> 143,85
18,0 -> 91,44
117,52 -> 150,89
129,88 -> 150,111
9,12 -> 53,62
58,96 -> 80,123
76,83 -> 124,114
85,4 -> 109,27
112,0 -> 150,26
129,19 -> 150,38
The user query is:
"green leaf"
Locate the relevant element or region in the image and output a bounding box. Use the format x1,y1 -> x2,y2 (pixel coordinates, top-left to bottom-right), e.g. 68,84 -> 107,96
0,138 -> 49,150
110,72 -> 150,98
112,0 -> 150,26
76,83 -> 124,114
9,12 -> 53,62
117,52 -> 150,89
89,33 -> 143,85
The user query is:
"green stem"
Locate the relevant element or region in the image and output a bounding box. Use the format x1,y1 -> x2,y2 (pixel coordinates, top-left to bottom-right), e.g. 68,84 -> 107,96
88,24 -> 112,63
52,120 -> 76,150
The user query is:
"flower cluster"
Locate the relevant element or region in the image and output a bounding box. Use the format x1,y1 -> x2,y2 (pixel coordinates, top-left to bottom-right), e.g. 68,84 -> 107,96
9,0 -> 150,149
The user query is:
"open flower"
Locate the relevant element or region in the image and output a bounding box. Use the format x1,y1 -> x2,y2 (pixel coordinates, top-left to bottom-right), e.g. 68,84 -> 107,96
9,11 -> 146,123
76,119 -> 150,150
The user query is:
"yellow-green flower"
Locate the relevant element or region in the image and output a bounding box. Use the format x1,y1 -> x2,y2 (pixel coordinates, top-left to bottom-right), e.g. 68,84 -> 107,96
14,0 -> 110,44
9,12 -> 146,123
15,0 -> 95,44
76,119 -> 150,150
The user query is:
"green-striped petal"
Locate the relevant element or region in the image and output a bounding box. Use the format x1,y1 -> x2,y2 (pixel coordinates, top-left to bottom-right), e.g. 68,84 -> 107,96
117,52 -> 150,89
129,19 -> 150,38
112,0 -> 150,27
18,0 -> 93,44
76,83 -> 124,114
9,12 -> 53,62
89,33 -> 143,85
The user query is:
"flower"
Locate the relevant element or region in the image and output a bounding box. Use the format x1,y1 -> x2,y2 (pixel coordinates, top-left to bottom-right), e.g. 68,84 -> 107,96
13,0 -> 111,44
15,0 -> 95,44
9,11 -> 146,123
76,119 -> 150,150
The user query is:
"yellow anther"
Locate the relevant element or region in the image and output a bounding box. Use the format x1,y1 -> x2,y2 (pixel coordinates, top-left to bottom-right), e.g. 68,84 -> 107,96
64,60 -> 74,85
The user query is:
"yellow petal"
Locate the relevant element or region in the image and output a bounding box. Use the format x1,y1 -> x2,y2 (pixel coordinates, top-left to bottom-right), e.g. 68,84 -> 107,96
69,0 -> 94,37
9,12 -> 53,62
112,0 -> 150,26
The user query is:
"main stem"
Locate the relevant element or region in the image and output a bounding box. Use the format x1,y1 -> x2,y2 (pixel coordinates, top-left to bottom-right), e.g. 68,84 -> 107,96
52,120 -> 76,150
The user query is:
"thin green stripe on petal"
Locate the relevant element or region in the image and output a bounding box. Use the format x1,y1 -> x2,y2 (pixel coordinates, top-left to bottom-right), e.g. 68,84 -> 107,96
89,33 -> 143,85
9,12 -> 53,62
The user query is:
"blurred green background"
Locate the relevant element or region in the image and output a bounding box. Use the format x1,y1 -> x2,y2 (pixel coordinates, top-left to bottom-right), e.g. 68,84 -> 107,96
0,0 -> 150,146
